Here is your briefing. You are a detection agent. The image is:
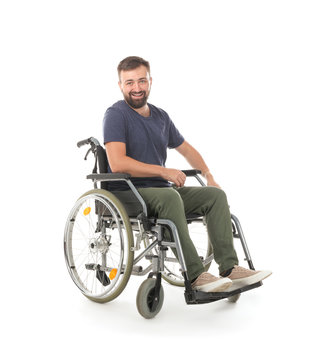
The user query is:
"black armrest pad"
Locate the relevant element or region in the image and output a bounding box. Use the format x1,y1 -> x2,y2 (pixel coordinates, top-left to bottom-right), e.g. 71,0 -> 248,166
181,169 -> 202,176
87,173 -> 131,181
87,170 -> 200,181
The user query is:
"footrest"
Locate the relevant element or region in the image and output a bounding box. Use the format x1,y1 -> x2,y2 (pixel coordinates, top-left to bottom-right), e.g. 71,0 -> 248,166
184,281 -> 262,305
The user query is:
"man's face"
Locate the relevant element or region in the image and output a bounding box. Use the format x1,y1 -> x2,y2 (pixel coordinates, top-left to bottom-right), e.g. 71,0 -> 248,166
118,65 -> 152,109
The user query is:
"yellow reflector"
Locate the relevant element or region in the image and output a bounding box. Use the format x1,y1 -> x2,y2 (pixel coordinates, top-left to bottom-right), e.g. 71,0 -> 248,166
109,268 -> 117,280
83,207 -> 91,216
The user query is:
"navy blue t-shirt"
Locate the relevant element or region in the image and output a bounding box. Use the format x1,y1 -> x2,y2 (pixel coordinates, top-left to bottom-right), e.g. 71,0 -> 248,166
103,100 -> 184,190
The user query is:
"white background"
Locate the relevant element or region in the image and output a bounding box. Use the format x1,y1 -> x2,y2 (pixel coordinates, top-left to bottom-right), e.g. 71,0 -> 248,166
1,0 -> 321,359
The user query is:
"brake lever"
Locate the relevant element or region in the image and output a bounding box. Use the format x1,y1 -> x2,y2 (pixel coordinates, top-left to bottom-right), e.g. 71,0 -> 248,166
84,143 -> 97,161
84,148 -> 91,160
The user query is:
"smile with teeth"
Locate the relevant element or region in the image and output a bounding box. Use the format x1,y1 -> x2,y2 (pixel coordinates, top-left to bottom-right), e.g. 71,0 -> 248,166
131,91 -> 144,98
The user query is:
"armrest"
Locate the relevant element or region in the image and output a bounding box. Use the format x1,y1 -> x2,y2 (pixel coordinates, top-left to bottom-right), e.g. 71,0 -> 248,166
86,173 -> 131,181
88,170 -> 201,180
86,172 -> 148,216
181,169 -> 202,176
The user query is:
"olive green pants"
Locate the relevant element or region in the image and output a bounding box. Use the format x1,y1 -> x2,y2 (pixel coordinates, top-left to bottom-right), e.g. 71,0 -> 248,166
138,186 -> 239,280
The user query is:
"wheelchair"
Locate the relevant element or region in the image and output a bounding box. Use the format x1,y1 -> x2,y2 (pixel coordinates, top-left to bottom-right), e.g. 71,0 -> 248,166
64,137 -> 263,319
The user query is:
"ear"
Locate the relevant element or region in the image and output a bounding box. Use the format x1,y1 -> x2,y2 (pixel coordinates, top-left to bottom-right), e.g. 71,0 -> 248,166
118,81 -> 123,92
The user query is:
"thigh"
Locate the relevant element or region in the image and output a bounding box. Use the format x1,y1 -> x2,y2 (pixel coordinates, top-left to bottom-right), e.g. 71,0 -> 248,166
138,187 -> 185,216
176,186 -> 227,216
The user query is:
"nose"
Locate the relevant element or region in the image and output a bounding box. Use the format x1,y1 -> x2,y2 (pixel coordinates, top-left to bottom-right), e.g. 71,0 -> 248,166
132,81 -> 141,92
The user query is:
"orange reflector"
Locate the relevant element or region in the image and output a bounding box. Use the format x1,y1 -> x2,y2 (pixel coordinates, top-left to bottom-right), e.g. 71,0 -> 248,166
83,207 -> 91,216
109,268 -> 117,280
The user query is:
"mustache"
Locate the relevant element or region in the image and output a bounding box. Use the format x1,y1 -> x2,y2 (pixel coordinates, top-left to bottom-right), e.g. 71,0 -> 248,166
130,91 -> 145,96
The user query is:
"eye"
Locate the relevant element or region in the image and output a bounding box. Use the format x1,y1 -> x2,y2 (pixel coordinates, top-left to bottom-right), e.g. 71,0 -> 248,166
126,81 -> 134,86
139,80 -> 147,84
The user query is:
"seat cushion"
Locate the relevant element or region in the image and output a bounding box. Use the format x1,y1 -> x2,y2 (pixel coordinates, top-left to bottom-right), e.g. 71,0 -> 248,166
111,190 -> 144,217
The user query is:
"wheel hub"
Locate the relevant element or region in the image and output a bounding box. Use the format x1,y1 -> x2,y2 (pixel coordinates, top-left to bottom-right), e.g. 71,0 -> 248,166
89,235 -> 111,254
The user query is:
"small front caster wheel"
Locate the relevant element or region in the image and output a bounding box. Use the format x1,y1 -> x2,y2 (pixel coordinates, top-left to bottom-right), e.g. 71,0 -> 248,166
136,278 -> 164,319
227,293 -> 241,303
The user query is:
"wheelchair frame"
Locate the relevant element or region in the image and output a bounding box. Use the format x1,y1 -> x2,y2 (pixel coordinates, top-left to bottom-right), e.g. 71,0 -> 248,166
64,137 -> 262,319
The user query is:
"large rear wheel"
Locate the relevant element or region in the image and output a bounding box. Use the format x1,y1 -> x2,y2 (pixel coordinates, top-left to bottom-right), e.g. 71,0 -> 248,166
64,189 -> 134,303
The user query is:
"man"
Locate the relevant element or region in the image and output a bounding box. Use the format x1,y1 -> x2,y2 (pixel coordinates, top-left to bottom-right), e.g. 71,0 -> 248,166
103,56 -> 271,293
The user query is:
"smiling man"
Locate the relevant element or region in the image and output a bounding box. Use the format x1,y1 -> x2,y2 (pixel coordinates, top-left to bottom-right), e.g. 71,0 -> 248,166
103,56 -> 271,293
118,64 -> 151,115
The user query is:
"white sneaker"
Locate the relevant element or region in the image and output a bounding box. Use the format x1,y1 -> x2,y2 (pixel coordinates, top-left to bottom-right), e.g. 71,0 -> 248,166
191,272 -> 232,292
227,265 -> 272,291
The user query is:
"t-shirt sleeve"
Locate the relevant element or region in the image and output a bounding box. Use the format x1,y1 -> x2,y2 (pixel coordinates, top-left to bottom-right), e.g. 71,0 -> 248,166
168,118 -> 184,149
103,108 -> 126,144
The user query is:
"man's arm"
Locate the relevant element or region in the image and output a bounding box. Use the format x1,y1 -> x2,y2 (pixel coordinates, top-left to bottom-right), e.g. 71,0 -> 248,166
175,141 -> 221,188
105,142 -> 187,187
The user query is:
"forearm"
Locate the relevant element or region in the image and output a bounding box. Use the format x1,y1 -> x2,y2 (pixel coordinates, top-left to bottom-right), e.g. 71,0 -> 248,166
176,141 -> 221,188
110,154 -> 165,177
185,150 -> 209,176
178,142 -> 209,176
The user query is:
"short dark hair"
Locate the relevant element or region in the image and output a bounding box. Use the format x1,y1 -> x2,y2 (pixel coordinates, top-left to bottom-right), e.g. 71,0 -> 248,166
117,56 -> 150,79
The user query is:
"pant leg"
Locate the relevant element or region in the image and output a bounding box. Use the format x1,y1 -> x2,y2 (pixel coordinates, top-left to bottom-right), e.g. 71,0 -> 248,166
138,187 -> 205,280
176,186 -> 239,274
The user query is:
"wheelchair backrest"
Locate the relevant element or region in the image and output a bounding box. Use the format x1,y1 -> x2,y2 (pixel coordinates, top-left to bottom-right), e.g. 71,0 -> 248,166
96,145 -> 109,190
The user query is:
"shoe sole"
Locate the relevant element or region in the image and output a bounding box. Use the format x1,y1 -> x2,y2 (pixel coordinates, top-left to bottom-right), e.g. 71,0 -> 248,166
229,270 -> 272,291
193,278 -> 232,293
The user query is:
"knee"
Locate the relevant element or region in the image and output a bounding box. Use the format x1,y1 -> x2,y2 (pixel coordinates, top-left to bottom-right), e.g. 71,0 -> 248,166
207,186 -> 227,198
159,188 -> 183,206
207,187 -> 228,205
154,188 -> 184,216
217,188 -> 228,201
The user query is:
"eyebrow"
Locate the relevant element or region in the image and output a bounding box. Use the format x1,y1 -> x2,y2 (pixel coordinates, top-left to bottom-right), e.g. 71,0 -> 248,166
124,77 -> 148,83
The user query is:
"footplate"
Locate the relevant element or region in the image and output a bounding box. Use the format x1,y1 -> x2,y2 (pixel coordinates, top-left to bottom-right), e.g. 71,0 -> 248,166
84,264 -> 110,286
184,281 -> 262,305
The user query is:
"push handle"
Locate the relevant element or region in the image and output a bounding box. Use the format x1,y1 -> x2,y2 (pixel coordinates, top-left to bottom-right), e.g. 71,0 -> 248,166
77,137 -> 100,148
77,138 -> 91,148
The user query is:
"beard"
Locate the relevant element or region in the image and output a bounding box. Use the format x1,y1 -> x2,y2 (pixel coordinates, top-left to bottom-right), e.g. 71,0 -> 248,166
123,90 -> 149,109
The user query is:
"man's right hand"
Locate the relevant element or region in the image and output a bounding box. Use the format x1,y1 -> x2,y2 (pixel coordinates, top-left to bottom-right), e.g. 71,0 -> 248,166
161,168 -> 186,187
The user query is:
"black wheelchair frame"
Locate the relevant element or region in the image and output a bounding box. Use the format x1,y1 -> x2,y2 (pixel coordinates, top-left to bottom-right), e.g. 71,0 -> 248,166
64,137 -> 262,319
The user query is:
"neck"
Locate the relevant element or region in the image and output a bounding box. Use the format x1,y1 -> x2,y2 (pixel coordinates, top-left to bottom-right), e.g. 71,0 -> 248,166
130,103 -> 150,117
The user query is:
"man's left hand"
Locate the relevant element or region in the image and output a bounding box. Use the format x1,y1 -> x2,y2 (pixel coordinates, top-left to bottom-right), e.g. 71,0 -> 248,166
204,172 -> 221,189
